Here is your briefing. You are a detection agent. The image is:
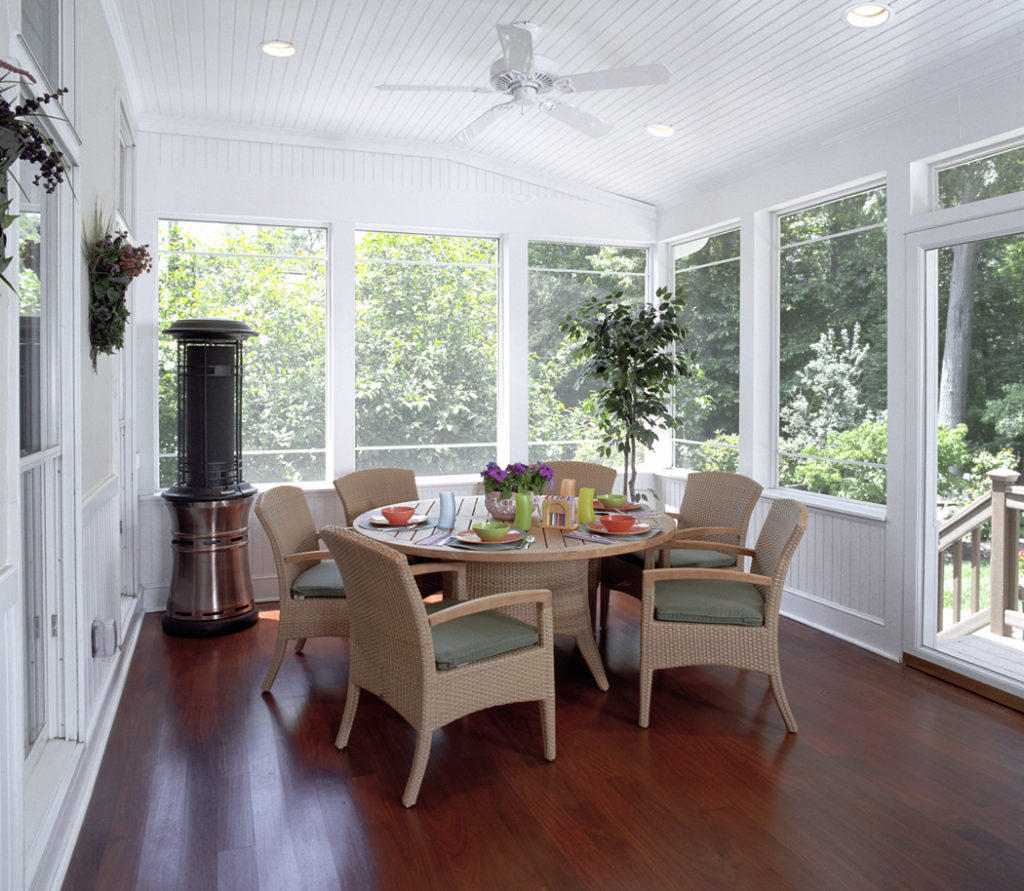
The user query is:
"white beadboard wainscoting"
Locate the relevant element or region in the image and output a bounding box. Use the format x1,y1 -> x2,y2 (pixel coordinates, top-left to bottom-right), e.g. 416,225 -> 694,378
140,474 -> 894,660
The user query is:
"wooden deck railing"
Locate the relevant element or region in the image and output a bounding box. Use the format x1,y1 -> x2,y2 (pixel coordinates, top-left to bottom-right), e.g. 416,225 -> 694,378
937,468 -> 1024,639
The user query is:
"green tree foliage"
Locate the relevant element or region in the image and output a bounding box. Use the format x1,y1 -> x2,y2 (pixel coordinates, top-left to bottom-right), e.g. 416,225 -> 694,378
527,242 -> 646,462
158,222 -> 327,486
561,286 -> 690,498
354,232 -> 498,475
673,230 -> 740,447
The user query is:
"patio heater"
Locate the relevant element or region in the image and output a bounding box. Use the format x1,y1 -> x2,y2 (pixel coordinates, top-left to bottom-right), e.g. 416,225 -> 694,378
161,319 -> 259,636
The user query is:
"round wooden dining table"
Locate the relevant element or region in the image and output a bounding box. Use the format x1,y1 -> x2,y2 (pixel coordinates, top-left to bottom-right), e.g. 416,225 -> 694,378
353,494 -> 676,690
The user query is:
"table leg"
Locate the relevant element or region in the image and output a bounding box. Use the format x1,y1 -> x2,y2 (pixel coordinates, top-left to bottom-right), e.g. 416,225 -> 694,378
464,560 -> 609,691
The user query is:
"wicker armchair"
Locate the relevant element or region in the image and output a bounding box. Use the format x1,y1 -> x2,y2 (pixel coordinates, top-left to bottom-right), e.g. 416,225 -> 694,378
545,460 -> 617,497
598,471 -> 763,629
254,486 -> 348,693
636,498 -> 807,731
320,527 -> 556,807
333,467 -> 418,525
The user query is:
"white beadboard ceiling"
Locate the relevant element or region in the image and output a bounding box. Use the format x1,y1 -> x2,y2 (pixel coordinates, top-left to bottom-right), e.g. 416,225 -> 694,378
107,0 -> 1024,206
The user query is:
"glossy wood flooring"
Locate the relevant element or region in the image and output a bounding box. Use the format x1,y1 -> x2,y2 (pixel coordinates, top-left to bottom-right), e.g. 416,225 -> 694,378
64,596 -> 1024,890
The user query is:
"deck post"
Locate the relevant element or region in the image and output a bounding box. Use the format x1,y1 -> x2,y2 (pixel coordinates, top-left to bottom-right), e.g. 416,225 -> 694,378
987,468 -> 1019,637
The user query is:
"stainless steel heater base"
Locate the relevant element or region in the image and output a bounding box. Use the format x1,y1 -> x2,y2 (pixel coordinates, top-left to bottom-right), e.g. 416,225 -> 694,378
162,494 -> 258,637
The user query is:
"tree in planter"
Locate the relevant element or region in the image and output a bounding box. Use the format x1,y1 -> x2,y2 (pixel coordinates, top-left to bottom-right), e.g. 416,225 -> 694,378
560,286 -> 690,499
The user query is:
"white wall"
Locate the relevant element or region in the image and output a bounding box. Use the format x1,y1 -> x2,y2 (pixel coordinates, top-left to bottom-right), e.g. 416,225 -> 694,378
657,67 -> 1024,664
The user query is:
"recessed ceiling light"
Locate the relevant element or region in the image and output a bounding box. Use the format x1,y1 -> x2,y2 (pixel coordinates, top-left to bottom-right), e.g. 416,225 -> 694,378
261,40 -> 296,57
843,4 -> 893,28
647,123 -> 674,137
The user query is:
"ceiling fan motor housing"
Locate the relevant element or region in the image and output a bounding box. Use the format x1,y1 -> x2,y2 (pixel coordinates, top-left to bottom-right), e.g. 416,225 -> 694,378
490,55 -> 558,100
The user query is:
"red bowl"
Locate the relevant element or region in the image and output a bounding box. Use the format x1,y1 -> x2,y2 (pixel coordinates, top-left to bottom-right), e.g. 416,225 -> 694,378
381,505 -> 415,524
601,514 -> 636,533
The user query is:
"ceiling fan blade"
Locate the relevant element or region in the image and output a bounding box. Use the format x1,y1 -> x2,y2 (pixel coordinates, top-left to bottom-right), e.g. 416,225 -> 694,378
377,83 -> 491,93
542,102 -> 613,137
496,23 -> 534,74
451,101 -> 517,145
555,64 -> 671,93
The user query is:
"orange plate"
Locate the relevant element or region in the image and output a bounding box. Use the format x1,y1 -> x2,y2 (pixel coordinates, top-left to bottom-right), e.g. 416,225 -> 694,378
370,514 -> 429,526
588,520 -> 651,535
455,529 -> 524,545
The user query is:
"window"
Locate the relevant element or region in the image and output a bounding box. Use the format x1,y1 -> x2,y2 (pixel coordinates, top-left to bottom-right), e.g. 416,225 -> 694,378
157,221 -> 328,486
115,99 -> 135,230
354,231 -> 499,475
527,241 -> 647,462
672,229 -> 740,470
777,187 -> 887,503
937,144 -> 1024,209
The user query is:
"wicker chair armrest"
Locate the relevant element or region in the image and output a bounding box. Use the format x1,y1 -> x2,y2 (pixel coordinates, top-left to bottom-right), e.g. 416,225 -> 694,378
666,538 -> 754,557
426,588 -> 552,626
284,549 -> 333,563
642,566 -> 772,587
409,561 -> 464,578
676,525 -> 742,538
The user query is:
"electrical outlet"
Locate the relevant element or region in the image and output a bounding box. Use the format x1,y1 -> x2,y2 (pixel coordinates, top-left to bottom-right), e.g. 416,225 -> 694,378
91,619 -> 118,658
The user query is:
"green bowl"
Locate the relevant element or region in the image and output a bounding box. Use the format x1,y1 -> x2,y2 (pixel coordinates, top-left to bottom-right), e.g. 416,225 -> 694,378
473,521 -> 511,542
597,493 -> 627,509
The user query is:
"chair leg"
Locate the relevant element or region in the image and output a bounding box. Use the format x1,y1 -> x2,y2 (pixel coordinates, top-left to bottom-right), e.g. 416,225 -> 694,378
335,681 -> 361,749
294,637 -> 307,654
599,585 -> 611,630
638,665 -> 654,728
539,696 -> 556,761
261,633 -> 289,693
402,730 -> 433,808
769,670 -> 798,733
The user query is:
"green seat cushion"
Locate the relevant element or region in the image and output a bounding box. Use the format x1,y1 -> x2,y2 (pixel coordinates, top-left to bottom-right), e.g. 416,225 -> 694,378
430,607 -> 539,671
291,561 -> 346,599
654,578 -> 765,626
618,547 -> 736,569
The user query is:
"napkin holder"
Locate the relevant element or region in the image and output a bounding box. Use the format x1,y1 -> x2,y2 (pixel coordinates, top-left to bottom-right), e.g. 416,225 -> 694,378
539,496 -> 578,530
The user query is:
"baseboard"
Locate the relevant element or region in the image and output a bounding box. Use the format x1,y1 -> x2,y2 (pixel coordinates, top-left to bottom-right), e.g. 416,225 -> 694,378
903,652 -> 1024,713
32,606 -> 144,890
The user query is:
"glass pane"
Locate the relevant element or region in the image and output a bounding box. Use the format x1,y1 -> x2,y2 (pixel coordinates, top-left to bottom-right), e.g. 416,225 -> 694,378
528,242 -> 647,462
22,0 -> 60,89
673,230 -> 740,469
779,188 -> 886,246
931,231 -> 1024,685
673,230 -> 740,269
19,208 -> 42,456
158,221 -> 328,486
778,190 -> 887,503
354,231 -> 498,475
938,146 -> 1024,209
22,466 -> 46,751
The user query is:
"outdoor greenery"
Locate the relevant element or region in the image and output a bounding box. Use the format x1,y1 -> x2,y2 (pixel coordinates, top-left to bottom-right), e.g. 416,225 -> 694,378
527,242 -> 647,463
158,221 -> 328,486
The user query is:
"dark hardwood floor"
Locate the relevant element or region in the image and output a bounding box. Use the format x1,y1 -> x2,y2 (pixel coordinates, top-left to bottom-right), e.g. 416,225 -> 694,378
64,595 -> 1024,890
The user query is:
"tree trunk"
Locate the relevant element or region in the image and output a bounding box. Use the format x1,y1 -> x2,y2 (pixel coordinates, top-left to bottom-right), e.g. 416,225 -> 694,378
938,177 -> 981,427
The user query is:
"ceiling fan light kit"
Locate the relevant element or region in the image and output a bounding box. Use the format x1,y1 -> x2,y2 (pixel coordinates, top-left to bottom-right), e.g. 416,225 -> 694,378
377,22 -> 670,144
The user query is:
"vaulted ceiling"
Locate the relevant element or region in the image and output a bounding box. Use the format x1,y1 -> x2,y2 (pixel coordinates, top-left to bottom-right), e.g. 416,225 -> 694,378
107,0 -> 1024,206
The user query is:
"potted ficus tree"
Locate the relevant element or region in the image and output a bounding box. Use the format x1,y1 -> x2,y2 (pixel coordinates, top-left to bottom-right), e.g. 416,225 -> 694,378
560,286 -> 691,500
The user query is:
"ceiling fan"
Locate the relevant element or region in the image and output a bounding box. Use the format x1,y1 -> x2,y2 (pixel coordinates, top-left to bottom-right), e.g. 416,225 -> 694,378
376,22 -> 671,145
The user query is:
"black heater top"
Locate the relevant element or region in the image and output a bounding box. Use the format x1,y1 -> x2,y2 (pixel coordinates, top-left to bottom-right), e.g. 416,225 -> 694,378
162,318 -> 258,502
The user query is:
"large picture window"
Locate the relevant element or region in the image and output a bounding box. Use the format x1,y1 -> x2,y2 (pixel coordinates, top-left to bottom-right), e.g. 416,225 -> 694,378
527,241 -> 647,462
777,187 -> 887,503
672,229 -> 740,471
354,231 -> 499,475
157,221 -> 328,486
